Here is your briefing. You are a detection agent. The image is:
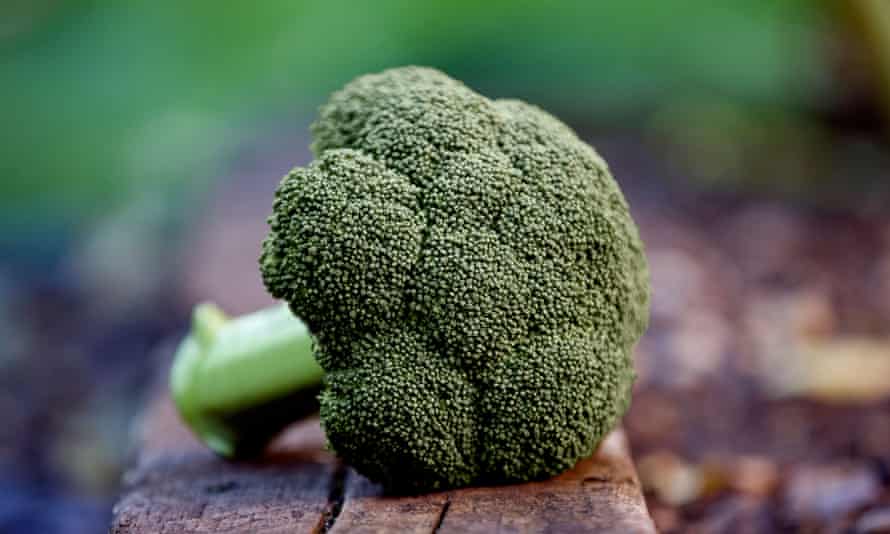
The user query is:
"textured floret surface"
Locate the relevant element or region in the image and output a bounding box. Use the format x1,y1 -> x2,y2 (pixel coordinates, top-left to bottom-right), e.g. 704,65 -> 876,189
261,67 -> 649,492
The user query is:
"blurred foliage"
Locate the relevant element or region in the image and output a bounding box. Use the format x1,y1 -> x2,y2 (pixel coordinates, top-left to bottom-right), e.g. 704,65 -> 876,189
648,99 -> 890,213
851,0 -> 890,119
0,0 -> 827,253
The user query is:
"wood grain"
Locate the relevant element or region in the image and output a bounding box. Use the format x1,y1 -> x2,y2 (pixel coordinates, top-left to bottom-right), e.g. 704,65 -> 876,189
111,387 -> 655,533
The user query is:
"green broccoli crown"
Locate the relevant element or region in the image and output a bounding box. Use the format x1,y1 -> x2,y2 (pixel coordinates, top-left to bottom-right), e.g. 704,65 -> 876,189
260,66 -> 649,492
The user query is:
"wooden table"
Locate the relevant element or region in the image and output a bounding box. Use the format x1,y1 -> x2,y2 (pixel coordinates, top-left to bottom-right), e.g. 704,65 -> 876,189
111,385 -> 655,533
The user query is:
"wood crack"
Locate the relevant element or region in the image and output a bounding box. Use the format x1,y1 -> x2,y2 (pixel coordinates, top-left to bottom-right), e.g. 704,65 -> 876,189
318,463 -> 347,533
432,494 -> 451,533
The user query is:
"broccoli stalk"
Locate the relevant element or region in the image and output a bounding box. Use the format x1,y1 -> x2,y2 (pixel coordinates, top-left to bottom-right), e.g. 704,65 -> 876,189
170,302 -> 323,458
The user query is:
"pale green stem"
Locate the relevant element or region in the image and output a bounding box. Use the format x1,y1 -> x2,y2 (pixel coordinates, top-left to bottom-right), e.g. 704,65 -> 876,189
170,302 -> 324,458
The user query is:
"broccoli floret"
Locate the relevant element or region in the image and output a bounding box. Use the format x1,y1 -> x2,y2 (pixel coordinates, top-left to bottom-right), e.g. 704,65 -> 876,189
259,66 -> 649,491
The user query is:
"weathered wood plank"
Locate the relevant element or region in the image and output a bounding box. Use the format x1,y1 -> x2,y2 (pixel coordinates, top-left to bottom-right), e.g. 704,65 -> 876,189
329,470 -> 449,534
112,387 -> 655,533
438,432 -> 654,534
330,431 -> 654,534
112,395 -> 335,534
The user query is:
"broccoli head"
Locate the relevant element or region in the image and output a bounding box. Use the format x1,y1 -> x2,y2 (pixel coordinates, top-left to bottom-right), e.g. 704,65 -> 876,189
260,66 -> 649,492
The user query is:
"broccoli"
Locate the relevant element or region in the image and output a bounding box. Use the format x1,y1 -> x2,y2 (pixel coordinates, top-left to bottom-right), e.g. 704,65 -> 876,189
174,66 -> 649,492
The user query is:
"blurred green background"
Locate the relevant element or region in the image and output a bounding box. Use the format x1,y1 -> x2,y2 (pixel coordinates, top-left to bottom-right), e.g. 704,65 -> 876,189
2,1 -> 889,533
2,0 -> 831,256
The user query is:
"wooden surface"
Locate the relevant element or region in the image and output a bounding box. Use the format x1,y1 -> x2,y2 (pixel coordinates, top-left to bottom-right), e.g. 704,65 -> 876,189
111,387 -> 655,533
